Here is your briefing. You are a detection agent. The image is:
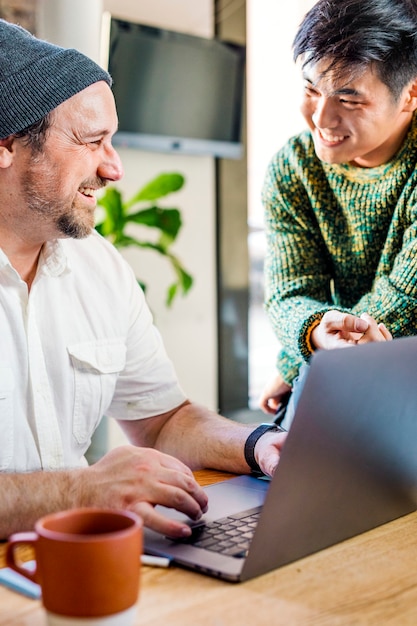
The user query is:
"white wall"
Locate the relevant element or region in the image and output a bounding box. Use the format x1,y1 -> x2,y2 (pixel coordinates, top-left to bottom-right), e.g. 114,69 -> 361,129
37,0 -> 218,425
37,0 -> 104,61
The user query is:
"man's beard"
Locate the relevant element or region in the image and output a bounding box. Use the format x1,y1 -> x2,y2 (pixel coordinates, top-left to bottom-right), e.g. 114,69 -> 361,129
23,160 -> 106,239
54,211 -> 93,239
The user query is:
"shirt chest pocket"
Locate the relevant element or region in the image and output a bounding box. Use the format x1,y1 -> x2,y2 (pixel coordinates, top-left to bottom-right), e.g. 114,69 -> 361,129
68,341 -> 127,445
0,366 -> 15,470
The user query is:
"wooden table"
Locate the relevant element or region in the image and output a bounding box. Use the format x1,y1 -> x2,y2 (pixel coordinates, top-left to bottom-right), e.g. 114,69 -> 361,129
1,469 -> 417,625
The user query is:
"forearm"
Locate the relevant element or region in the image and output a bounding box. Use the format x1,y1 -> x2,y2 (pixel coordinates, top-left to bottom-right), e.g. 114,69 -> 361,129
0,469 -> 87,539
151,403 -> 258,474
0,446 -> 213,541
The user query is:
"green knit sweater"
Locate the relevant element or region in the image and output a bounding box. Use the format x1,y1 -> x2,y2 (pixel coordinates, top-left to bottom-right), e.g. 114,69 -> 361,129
262,115 -> 417,385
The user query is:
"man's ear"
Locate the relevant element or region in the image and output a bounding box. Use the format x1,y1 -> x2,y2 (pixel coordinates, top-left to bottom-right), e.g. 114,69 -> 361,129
403,78 -> 417,112
0,136 -> 16,168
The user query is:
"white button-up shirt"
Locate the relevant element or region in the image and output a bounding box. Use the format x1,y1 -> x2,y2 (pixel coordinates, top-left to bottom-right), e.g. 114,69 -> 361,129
0,231 -> 186,472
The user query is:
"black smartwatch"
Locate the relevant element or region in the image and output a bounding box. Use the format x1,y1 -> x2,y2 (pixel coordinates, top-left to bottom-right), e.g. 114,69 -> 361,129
244,423 -> 286,476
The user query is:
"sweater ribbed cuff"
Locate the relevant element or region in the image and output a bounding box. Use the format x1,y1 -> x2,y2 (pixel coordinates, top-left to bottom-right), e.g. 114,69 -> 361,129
298,312 -> 326,361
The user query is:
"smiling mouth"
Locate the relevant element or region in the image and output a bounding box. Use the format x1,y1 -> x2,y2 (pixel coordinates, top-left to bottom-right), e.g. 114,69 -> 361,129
318,129 -> 348,145
78,187 -> 96,198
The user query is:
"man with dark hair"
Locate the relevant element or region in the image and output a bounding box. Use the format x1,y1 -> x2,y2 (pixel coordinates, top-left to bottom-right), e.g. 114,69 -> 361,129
259,0 -> 417,422
0,19 -> 288,538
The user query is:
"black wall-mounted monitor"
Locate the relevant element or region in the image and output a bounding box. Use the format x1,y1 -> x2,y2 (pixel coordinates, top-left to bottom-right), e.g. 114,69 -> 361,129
104,16 -> 246,159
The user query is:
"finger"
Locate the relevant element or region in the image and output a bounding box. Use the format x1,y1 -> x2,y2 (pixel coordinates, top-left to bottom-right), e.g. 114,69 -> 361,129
341,313 -> 369,334
171,470 -> 209,514
151,469 -> 208,519
348,332 -> 365,342
133,501 -> 193,538
153,454 -> 209,510
142,482 -> 206,521
378,323 -> 393,341
258,391 -> 272,413
256,432 -> 288,477
260,399 -> 278,415
259,450 -> 280,478
258,375 -> 290,415
360,312 -> 378,324
357,314 -> 387,343
321,310 -> 368,334
314,311 -> 369,350
136,452 -> 208,519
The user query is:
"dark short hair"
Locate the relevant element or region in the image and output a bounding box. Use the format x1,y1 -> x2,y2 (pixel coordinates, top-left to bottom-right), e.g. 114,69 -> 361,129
293,0 -> 417,100
13,112 -> 53,153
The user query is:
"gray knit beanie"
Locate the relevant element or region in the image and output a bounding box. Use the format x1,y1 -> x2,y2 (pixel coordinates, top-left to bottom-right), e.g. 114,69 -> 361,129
0,18 -> 111,138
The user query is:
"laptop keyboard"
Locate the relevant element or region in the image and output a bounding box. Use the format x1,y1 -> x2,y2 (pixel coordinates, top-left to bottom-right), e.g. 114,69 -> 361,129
173,506 -> 261,558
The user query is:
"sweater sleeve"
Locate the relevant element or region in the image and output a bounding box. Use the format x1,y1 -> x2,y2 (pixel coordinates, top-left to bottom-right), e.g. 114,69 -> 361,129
350,193 -> 417,335
262,135 -> 345,383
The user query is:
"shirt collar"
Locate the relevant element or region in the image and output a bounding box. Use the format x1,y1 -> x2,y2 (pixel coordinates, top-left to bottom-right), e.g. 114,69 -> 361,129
38,239 -> 71,277
0,239 -> 71,277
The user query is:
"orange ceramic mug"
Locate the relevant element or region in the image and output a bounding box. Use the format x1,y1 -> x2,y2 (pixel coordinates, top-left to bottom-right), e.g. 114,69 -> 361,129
6,508 -> 142,626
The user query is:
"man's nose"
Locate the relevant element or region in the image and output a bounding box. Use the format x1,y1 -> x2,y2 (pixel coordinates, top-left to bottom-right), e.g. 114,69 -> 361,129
312,97 -> 340,129
98,144 -> 124,182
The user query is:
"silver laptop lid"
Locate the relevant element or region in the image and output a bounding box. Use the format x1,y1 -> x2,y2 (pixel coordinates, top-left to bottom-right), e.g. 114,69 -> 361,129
241,336 -> 417,580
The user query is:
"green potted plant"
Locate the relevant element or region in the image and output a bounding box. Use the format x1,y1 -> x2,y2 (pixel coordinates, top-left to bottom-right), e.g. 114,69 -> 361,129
95,172 -> 193,307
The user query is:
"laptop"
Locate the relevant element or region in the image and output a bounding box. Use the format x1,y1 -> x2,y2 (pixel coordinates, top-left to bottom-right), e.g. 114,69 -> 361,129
144,336 -> 417,582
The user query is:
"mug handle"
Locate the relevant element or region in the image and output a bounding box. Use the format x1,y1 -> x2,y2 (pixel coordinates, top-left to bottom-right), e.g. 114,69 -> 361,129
5,532 -> 39,583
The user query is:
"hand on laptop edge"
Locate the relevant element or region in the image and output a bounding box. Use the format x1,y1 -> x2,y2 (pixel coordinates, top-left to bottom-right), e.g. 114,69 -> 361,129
87,446 -> 208,539
254,430 -> 288,477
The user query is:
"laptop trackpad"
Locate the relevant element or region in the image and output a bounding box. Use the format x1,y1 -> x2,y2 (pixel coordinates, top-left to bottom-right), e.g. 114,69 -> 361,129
155,475 -> 269,525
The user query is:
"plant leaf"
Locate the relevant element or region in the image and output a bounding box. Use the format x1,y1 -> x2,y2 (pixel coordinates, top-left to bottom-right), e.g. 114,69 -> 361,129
166,283 -> 178,307
96,188 -> 125,238
113,235 -> 166,255
125,173 -> 185,208
127,207 -> 182,239
95,173 -> 193,307
178,267 -> 193,293
167,253 -> 194,293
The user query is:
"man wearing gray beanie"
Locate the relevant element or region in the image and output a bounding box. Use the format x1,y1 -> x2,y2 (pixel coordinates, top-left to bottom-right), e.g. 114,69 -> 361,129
0,19 -> 286,538
0,19 -> 111,138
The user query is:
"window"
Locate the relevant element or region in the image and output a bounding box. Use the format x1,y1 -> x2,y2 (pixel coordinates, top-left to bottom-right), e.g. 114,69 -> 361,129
247,0 -> 316,406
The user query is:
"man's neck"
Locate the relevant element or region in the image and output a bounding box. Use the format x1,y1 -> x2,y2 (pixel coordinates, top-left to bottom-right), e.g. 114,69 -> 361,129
0,237 -> 43,290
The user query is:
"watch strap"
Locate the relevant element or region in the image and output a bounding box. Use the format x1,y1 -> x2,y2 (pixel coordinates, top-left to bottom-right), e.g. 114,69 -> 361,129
244,423 -> 285,476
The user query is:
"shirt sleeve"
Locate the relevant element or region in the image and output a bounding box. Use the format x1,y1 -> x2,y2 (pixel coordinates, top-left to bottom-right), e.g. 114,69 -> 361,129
104,256 -> 187,421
